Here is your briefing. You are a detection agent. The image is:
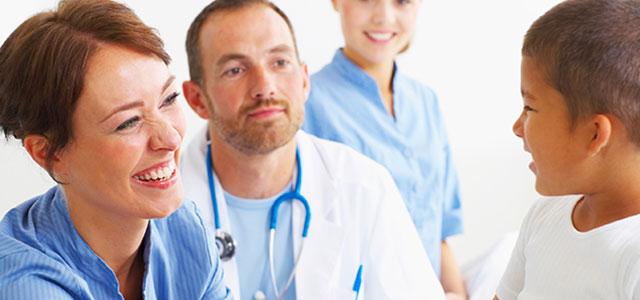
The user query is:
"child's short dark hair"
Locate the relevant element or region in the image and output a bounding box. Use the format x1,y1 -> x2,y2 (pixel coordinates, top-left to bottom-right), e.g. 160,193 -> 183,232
523,0 -> 640,146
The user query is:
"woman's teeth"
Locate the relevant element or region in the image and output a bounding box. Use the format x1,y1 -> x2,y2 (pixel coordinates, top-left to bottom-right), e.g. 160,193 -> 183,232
134,161 -> 176,181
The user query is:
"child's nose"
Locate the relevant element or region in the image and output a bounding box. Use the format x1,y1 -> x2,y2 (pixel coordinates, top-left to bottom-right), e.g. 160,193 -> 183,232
513,113 -> 524,138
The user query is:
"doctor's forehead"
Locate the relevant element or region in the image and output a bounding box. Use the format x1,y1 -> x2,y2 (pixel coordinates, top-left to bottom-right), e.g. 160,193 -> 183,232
198,4 -> 296,59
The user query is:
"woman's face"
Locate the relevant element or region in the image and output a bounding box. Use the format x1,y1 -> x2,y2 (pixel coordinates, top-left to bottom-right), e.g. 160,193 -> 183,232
333,0 -> 420,67
58,45 -> 186,221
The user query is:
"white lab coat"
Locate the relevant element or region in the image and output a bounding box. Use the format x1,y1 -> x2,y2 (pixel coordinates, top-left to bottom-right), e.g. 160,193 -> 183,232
181,127 -> 445,300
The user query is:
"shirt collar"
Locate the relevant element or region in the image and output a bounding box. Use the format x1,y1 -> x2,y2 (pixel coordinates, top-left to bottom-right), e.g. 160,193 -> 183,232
330,48 -> 400,92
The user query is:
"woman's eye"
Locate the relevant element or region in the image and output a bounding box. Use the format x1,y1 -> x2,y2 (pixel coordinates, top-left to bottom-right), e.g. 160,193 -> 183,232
115,116 -> 140,131
397,0 -> 412,5
161,92 -> 180,108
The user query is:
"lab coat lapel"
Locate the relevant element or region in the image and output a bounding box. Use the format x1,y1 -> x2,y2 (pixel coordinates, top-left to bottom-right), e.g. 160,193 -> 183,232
186,131 -> 243,299
292,132 -> 347,300
212,174 -> 242,299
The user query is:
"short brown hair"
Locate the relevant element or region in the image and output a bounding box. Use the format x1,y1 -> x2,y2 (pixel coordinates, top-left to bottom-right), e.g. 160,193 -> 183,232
0,0 -> 170,179
186,0 -> 300,85
523,0 -> 640,145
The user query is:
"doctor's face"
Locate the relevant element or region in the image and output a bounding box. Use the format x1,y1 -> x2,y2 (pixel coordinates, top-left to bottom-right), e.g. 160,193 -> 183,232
190,4 -> 309,155
57,45 -> 186,220
333,0 -> 420,67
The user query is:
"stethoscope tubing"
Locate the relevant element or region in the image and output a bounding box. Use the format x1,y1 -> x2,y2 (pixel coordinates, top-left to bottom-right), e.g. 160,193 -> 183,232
206,142 -> 311,299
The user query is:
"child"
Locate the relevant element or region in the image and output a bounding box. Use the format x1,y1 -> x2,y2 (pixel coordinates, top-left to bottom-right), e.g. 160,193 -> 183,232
496,0 -> 640,298
302,1 -> 466,298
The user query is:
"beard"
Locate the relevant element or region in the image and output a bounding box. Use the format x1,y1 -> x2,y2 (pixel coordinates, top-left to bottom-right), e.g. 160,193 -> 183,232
209,96 -> 303,155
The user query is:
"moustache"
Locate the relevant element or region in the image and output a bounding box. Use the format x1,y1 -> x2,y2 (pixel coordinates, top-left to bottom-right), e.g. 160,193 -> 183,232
239,98 -> 289,115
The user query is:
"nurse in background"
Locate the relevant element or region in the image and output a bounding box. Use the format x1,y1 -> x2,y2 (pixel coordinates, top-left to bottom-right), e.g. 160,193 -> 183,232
302,0 -> 466,299
0,0 -> 229,299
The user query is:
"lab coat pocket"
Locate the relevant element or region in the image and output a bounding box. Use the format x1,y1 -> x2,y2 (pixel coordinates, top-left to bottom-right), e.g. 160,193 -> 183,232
331,287 -> 358,300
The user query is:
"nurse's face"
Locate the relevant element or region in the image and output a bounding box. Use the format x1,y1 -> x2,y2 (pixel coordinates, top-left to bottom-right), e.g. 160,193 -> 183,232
57,45 -> 186,220
333,0 -> 420,67
190,4 -> 309,155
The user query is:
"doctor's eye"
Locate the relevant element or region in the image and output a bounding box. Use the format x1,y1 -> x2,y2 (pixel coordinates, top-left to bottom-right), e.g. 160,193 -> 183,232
116,116 -> 141,132
274,59 -> 291,68
397,0 -> 413,5
223,67 -> 244,78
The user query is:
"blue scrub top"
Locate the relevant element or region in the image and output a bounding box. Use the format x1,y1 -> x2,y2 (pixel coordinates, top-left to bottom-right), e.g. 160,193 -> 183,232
0,186 -> 230,299
303,49 -> 463,276
224,184 -> 296,300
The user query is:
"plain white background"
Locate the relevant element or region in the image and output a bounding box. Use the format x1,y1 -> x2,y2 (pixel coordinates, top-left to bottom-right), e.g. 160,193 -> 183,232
0,0 -> 561,262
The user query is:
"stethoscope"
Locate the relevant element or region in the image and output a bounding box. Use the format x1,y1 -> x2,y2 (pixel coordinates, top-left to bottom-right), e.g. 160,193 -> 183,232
206,142 -> 311,300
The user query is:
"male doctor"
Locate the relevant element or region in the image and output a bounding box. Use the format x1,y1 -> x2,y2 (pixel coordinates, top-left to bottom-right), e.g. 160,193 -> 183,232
181,0 -> 444,299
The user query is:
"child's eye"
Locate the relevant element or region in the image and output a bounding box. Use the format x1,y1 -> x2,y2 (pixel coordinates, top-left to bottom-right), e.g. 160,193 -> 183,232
115,116 -> 140,132
523,105 -> 536,113
161,92 -> 180,108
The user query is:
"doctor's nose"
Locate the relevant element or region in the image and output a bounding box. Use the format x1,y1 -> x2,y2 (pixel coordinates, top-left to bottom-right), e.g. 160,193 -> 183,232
250,66 -> 276,100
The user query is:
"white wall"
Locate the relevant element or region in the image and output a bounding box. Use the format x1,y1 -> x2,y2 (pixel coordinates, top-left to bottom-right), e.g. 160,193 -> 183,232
0,0 -> 561,262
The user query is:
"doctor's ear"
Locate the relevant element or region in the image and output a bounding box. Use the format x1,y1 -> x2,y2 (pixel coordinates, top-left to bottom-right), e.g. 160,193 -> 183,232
587,114 -> 612,156
183,80 -> 211,120
301,63 -> 310,101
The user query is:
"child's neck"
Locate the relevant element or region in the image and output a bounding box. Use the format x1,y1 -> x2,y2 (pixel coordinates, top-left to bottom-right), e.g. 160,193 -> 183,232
572,165 -> 640,231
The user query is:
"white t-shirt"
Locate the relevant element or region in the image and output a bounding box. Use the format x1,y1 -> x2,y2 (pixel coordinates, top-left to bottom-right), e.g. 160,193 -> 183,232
497,196 -> 640,300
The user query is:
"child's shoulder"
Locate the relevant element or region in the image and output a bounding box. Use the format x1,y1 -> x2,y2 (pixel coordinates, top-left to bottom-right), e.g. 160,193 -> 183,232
526,195 -> 580,222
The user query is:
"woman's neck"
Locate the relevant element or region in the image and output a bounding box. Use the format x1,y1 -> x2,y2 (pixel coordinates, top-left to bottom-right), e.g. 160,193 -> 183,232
64,190 -> 147,299
343,47 -> 395,116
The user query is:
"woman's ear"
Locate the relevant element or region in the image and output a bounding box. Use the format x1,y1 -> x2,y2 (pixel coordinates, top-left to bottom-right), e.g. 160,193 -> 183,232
23,135 -> 66,182
23,135 -> 51,170
587,114 -> 612,156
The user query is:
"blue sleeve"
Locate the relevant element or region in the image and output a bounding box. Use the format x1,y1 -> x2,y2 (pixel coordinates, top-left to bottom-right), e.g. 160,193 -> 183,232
0,253 -> 81,299
441,141 -> 464,239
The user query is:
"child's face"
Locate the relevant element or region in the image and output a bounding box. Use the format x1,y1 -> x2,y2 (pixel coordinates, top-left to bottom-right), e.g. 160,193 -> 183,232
513,56 -> 587,195
333,0 -> 420,67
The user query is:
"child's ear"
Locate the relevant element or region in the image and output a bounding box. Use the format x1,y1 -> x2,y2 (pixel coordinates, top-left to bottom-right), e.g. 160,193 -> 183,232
587,114 -> 612,156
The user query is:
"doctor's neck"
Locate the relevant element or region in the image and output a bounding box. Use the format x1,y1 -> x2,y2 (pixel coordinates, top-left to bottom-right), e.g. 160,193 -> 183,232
209,133 -> 297,199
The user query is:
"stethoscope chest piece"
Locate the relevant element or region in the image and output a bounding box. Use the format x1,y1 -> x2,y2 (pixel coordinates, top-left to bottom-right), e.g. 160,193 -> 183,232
215,230 -> 236,262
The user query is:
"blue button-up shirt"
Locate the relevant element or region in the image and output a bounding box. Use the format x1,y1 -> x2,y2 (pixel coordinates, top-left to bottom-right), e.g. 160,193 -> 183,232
0,186 -> 231,299
303,49 -> 463,276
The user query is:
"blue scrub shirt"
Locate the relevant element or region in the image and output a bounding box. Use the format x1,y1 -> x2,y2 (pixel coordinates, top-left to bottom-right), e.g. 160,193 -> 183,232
0,186 -> 230,299
303,49 -> 463,276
